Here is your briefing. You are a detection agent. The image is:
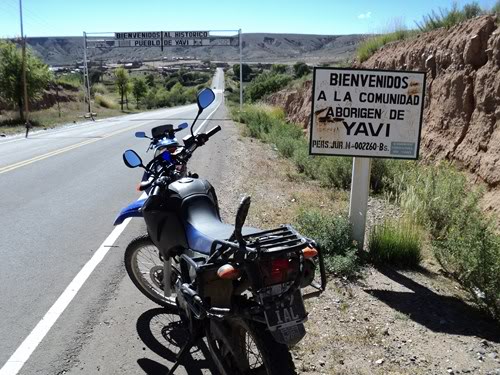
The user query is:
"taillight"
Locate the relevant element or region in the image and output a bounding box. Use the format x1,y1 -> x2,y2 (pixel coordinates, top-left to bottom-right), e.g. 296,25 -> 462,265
261,257 -> 298,286
302,246 -> 318,259
217,264 -> 240,280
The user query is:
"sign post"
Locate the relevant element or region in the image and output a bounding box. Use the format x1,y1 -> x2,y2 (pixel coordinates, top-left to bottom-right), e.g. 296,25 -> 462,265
310,67 -> 426,249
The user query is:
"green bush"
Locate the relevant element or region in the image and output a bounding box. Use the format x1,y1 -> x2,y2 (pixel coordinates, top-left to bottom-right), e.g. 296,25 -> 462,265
293,62 -> 311,78
433,210 -> 500,319
245,72 -> 292,102
92,83 -> 107,95
57,73 -> 82,89
295,209 -> 359,277
318,157 -> 353,190
368,218 -> 423,267
232,63 -> 252,82
271,64 -> 288,74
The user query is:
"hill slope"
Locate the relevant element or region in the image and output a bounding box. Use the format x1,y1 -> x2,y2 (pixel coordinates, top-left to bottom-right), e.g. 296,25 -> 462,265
25,33 -> 365,65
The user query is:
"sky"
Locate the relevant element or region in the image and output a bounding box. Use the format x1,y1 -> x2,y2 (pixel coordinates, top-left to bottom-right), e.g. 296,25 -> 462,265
0,0 -> 497,38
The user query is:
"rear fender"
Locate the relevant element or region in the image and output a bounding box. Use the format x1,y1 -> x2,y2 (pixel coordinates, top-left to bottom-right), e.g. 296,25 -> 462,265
113,199 -> 146,225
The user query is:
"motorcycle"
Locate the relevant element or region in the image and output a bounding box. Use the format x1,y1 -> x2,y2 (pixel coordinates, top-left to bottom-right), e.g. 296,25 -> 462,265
114,88 -> 327,375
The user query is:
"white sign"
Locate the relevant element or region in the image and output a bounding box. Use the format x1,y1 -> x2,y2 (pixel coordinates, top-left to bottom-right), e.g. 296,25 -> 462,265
310,68 -> 426,159
83,31 -> 238,49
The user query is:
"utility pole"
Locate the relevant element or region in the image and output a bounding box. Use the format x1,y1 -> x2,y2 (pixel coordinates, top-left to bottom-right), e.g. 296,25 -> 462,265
82,32 -> 93,119
19,0 -> 30,138
239,29 -> 243,111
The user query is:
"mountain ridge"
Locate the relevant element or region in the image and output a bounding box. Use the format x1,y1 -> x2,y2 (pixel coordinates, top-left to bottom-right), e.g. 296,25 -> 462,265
22,33 -> 366,65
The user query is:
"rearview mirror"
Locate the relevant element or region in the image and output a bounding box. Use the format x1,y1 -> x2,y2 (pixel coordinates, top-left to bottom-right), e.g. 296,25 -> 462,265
197,88 -> 215,111
135,131 -> 147,138
177,122 -> 188,130
123,149 -> 143,168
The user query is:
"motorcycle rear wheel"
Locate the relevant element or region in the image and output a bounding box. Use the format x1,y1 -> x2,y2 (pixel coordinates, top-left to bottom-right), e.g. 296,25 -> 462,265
206,319 -> 296,375
124,235 -> 178,310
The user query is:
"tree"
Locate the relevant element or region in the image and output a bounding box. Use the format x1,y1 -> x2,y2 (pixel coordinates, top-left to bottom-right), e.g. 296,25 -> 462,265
293,62 -> 311,78
132,77 -> 147,108
114,67 -> 130,111
233,63 -> 252,82
0,41 -> 51,121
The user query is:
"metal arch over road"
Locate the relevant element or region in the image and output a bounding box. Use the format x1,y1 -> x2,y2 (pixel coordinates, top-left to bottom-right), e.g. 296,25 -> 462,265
82,29 -> 244,116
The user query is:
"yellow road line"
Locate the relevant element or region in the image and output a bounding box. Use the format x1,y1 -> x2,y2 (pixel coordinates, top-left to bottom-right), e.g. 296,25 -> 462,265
0,123 -> 143,175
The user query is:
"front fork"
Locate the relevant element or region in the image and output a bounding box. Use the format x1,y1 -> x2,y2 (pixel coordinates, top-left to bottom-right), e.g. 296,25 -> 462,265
163,257 -> 172,297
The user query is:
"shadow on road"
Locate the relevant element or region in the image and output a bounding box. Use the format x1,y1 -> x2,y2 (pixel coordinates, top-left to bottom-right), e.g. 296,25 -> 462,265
365,267 -> 500,343
136,307 -> 217,374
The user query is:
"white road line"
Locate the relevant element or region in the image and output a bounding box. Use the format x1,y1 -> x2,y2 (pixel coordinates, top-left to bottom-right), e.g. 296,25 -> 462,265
0,212 -> 137,375
0,82 -> 224,375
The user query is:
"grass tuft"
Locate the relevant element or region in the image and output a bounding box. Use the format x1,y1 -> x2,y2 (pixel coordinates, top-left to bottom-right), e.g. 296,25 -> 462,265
95,95 -> 118,109
368,218 -> 423,268
416,2 -> 483,32
357,30 -> 414,62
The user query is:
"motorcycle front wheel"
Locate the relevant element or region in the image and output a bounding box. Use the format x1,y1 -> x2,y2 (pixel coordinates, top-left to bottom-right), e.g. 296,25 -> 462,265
206,319 -> 296,375
124,235 -> 178,310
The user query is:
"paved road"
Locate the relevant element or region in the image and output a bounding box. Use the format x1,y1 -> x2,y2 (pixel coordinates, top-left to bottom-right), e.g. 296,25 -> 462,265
0,69 -> 226,374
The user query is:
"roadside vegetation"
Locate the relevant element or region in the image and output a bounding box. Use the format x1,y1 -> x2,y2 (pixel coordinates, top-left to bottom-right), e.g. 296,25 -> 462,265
357,1 -> 497,62
232,103 -> 500,320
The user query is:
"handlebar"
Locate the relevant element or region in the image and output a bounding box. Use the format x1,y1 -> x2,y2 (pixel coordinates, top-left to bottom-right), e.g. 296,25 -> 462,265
139,126 -> 221,194
206,125 -> 221,138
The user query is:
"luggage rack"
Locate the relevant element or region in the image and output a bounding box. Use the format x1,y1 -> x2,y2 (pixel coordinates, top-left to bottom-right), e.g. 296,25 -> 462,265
243,225 -> 308,253
203,224 -> 327,297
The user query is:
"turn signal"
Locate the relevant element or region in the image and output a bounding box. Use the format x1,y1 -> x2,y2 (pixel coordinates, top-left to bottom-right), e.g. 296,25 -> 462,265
217,264 -> 240,280
302,247 -> 318,259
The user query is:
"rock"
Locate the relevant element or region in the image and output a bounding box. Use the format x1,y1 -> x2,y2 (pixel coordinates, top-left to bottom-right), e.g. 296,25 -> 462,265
375,358 -> 384,365
425,54 -> 436,78
487,352 -> 498,360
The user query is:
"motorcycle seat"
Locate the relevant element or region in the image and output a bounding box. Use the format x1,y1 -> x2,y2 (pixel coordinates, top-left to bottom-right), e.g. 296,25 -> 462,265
183,195 -> 260,254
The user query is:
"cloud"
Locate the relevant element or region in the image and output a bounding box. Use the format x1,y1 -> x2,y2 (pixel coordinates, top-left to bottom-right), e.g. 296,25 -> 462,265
358,11 -> 372,19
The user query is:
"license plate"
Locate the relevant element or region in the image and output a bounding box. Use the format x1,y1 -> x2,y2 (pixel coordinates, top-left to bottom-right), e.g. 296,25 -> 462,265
264,290 -> 307,329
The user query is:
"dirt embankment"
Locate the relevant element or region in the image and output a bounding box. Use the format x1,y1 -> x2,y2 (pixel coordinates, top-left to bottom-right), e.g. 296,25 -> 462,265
0,82 -> 78,112
266,15 -> 500,212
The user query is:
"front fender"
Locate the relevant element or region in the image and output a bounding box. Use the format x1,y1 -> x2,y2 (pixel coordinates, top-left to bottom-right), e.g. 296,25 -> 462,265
113,199 -> 146,225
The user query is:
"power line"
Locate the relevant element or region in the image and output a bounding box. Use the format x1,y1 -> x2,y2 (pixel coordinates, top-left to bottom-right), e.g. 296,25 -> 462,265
3,0 -> 61,37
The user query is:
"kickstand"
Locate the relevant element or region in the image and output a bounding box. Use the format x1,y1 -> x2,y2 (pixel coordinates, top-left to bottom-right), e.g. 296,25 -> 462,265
167,339 -> 195,375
